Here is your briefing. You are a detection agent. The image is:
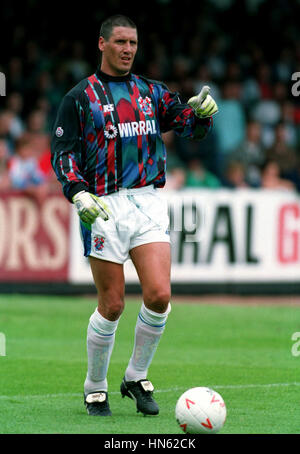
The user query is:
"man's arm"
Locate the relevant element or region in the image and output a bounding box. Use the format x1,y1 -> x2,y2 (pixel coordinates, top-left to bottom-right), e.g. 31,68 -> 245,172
156,83 -> 217,140
50,94 -> 89,201
51,95 -> 109,223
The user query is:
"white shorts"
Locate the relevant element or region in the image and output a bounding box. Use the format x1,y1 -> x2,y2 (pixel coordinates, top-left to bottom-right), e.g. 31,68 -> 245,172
79,185 -> 170,264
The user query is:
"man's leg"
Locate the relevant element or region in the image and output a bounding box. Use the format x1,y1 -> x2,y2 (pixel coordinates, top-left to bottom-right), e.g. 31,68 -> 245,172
84,257 -> 125,415
121,242 -> 171,414
130,242 -> 171,312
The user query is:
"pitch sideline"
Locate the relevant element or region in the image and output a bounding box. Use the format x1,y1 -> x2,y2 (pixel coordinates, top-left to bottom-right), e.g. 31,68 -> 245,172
0,382 -> 299,400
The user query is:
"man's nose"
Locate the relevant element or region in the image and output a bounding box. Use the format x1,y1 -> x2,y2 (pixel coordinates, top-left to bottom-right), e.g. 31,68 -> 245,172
123,42 -> 131,52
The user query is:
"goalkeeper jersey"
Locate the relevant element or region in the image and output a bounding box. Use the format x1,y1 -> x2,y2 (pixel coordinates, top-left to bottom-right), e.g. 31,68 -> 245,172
51,68 -> 212,202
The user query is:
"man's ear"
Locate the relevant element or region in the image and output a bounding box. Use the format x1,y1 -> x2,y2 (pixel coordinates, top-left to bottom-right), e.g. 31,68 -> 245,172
98,36 -> 105,52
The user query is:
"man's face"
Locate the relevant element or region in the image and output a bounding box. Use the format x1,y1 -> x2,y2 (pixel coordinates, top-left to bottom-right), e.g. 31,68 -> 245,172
99,26 -> 138,76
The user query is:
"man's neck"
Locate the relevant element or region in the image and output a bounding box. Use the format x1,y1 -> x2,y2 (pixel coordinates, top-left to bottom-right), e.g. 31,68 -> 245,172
96,67 -> 132,82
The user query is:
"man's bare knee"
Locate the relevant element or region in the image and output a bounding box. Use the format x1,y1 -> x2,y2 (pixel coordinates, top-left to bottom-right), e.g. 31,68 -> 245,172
143,287 -> 171,313
97,292 -> 125,321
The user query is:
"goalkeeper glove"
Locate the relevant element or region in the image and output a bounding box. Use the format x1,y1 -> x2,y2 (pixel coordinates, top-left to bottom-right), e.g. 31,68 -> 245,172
188,85 -> 218,118
72,191 -> 110,224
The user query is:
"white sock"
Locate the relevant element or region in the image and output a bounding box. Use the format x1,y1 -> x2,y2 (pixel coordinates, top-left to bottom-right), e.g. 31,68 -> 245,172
125,302 -> 171,382
84,308 -> 119,394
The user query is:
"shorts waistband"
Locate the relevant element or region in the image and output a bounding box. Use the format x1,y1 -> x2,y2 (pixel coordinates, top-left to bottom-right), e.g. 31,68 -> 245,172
106,185 -> 155,196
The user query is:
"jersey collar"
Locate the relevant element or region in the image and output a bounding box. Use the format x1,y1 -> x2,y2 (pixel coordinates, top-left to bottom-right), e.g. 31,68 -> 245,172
96,67 -> 132,82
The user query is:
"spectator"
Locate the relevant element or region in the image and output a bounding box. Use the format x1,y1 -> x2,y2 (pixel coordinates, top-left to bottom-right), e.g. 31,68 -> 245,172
255,62 -> 273,99
223,160 -> 249,188
184,158 -> 221,189
172,56 -> 194,100
0,139 -> 11,191
22,109 -> 54,180
163,131 -> 187,191
213,80 -> 246,169
265,122 -> 298,183
273,80 -> 289,105
224,61 -> 243,83
163,131 -> 183,170
48,64 -> 72,113
1,0 -> 300,195
228,120 -> 265,187
6,57 -> 24,94
260,160 -> 296,191
165,167 -> 186,190
26,109 -> 48,135
273,47 -> 294,83
205,36 -> 226,81
241,46 -> 262,109
5,92 -> 25,140
8,135 -> 49,204
67,41 -> 92,83
250,77 -> 282,147
0,110 -> 15,153
241,76 -> 260,111
280,100 -> 298,148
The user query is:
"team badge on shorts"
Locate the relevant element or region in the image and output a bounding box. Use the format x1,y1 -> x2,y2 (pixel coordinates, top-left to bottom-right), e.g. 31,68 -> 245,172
93,235 -> 105,252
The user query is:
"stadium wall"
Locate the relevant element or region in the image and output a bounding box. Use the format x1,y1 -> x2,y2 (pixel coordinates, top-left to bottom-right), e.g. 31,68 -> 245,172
0,190 -> 299,295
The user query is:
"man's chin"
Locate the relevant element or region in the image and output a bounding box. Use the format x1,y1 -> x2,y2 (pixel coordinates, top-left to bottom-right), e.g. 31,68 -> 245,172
103,63 -> 133,77
118,62 -> 133,74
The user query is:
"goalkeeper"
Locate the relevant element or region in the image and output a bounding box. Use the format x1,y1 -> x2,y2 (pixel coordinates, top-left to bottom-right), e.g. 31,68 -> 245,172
51,14 -> 218,418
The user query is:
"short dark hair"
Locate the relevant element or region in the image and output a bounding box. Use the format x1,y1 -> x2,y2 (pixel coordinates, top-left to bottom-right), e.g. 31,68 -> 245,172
99,15 -> 137,40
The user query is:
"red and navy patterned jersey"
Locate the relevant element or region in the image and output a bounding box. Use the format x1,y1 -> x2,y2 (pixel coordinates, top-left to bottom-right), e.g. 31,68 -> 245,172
51,68 -> 212,201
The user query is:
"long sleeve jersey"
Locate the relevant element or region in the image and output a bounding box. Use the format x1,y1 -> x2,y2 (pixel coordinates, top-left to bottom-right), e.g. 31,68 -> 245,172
51,68 -> 212,202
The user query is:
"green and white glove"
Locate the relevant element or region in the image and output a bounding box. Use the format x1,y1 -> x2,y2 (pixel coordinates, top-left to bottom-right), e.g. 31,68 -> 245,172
188,85 -> 218,118
72,191 -> 110,224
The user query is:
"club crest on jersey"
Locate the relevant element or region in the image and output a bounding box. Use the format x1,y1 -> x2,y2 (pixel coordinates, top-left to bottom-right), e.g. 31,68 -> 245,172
93,235 -> 105,252
104,124 -> 118,139
55,126 -> 64,137
138,96 -> 153,117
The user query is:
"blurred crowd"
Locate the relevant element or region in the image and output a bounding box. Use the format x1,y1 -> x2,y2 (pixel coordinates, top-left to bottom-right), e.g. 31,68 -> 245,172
1,0 -> 300,203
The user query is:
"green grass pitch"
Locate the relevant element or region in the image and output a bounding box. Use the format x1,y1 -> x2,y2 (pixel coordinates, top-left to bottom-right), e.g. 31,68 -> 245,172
0,294 -> 299,434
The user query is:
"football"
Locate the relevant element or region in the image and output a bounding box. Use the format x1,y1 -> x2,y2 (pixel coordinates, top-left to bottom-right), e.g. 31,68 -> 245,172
175,387 -> 226,434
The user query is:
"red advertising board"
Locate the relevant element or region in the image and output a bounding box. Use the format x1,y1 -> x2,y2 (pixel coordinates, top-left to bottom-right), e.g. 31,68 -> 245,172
0,192 -> 70,281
